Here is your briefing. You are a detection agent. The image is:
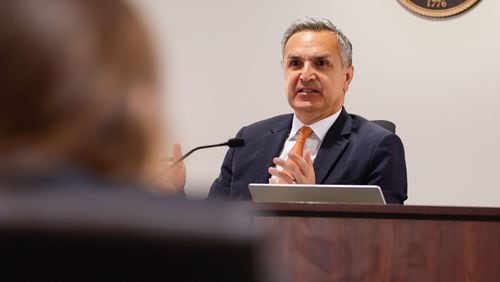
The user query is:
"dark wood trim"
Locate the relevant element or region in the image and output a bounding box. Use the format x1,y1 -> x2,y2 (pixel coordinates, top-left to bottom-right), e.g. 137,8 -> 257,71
242,202 -> 500,222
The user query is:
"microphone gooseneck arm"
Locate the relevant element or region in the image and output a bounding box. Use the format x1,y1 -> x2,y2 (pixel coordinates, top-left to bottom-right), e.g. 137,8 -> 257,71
146,138 -> 245,189
167,141 -> 230,169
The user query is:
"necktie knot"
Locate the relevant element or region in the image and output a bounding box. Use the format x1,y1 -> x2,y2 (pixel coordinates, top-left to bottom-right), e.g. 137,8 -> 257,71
297,126 -> 312,142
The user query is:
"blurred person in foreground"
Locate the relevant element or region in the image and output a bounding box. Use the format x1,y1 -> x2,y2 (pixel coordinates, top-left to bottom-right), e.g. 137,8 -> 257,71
208,17 -> 407,204
0,3 -> 270,280
0,0 -> 184,193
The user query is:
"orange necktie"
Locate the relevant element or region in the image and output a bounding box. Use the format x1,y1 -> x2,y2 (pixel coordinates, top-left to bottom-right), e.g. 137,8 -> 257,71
278,126 -> 313,183
290,126 -> 313,159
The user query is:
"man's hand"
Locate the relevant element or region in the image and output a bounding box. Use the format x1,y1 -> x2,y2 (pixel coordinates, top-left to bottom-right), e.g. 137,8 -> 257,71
165,143 -> 186,193
268,149 -> 315,184
148,143 -> 186,195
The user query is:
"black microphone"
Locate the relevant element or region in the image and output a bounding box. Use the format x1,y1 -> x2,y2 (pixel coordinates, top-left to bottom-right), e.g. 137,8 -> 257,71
166,138 -> 245,169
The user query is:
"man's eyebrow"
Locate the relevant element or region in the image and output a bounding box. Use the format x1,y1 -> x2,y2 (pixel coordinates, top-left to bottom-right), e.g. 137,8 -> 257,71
285,54 -> 333,60
313,55 -> 332,60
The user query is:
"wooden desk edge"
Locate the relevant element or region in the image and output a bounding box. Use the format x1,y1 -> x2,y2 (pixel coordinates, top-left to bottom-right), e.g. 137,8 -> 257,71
239,202 -> 500,221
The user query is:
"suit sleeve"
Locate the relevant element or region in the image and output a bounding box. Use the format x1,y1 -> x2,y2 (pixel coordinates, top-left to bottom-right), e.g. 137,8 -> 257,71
207,127 -> 245,199
367,134 -> 408,204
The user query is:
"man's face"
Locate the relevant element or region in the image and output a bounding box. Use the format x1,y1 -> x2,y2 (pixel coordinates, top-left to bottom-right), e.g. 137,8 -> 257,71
283,30 -> 354,124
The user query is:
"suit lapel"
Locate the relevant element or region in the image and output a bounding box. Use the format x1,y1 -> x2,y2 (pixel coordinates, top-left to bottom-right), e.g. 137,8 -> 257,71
252,116 -> 292,183
314,108 -> 352,184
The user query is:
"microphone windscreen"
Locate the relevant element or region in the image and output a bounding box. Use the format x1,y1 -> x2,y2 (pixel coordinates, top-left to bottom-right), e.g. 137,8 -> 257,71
227,138 -> 245,148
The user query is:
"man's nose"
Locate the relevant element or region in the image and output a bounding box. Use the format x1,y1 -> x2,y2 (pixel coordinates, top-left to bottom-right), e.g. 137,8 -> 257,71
299,62 -> 316,81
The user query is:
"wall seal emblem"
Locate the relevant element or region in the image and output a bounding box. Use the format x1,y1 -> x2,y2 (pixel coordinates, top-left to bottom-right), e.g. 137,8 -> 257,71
398,0 -> 480,18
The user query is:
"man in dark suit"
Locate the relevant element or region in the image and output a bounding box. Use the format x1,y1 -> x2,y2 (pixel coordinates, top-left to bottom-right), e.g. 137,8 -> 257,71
209,17 -> 407,204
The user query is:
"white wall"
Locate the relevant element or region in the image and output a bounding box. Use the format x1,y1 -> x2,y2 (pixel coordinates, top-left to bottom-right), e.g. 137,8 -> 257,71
133,0 -> 500,207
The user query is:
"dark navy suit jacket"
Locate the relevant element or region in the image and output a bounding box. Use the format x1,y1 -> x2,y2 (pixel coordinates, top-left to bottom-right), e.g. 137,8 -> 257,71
209,108 -> 408,204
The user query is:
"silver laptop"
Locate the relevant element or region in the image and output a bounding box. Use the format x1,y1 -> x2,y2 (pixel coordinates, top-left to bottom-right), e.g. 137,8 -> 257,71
249,184 -> 386,204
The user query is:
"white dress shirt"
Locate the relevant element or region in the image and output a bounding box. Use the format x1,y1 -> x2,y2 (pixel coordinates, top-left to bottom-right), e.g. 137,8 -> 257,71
269,109 -> 341,182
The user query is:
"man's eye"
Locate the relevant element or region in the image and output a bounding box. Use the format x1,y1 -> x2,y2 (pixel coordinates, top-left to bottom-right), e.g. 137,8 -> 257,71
288,60 -> 301,67
316,60 -> 329,67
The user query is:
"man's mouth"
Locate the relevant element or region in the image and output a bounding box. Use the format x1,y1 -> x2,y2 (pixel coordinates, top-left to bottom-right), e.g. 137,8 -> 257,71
296,87 -> 321,95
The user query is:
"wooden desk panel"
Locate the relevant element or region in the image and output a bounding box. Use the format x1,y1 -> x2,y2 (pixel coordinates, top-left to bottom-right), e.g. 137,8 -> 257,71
248,204 -> 500,282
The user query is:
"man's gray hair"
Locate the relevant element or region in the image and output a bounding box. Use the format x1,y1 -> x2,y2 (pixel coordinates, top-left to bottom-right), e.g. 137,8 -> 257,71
281,16 -> 352,67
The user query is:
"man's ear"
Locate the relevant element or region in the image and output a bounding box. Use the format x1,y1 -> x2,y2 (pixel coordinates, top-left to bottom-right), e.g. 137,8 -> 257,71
343,65 -> 354,92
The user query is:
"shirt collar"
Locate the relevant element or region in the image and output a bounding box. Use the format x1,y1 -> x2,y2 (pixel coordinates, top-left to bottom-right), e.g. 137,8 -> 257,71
290,109 -> 342,142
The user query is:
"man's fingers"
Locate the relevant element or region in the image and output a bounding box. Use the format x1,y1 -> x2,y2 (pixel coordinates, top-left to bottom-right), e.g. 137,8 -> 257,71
273,157 -> 301,179
271,152 -> 316,184
287,152 -> 310,176
303,149 -> 313,166
172,143 -> 183,160
268,167 -> 295,183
